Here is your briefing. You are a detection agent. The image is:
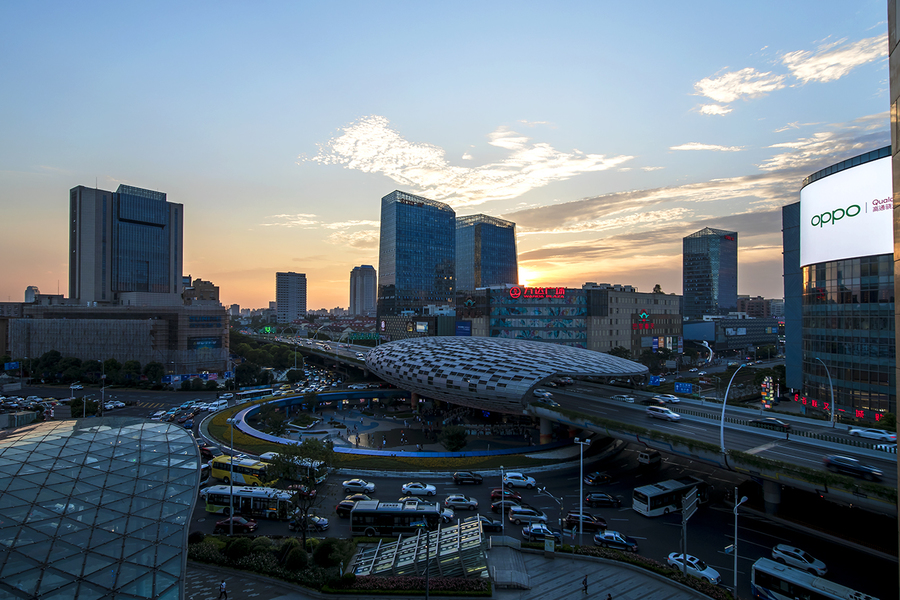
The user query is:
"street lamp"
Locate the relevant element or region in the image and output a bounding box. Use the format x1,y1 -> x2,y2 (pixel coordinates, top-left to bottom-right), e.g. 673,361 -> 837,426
574,437 -> 591,546
500,465 -> 505,538
732,489 -> 749,593
814,357 -> 836,428
226,417 -> 236,535
720,364 -> 748,455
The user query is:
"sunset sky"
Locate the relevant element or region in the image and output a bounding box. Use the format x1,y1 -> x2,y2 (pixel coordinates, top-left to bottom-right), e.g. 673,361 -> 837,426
1,1 -> 890,310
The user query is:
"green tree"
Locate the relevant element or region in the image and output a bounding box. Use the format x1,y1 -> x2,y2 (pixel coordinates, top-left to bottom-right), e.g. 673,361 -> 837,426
266,440 -> 334,548
70,397 -> 99,417
204,380 -> 220,391
608,346 -> 631,359
653,283 -> 664,294
286,369 -> 305,384
259,404 -> 287,436
439,425 -> 468,452
143,362 -> 166,383
121,360 -> 141,386
180,380 -> 192,391
190,378 -> 205,391
236,363 -> 262,387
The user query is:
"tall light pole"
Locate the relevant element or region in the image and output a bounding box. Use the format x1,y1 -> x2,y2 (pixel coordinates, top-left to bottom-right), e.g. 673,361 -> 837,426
814,357 -> 836,428
500,465 -> 504,538
733,489 -> 749,593
720,364 -> 747,455
226,417 -> 235,535
574,438 -> 591,546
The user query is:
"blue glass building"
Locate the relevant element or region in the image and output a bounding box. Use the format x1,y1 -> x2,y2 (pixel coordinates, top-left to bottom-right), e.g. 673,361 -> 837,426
377,191 -> 455,317
682,227 -> 738,320
456,215 -> 518,293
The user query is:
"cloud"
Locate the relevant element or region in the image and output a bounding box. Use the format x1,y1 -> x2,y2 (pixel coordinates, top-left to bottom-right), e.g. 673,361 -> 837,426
304,115 -> 634,208
461,152 -> 474,160
694,67 -> 786,103
518,120 -> 552,127
698,104 -> 733,116
670,142 -> 743,152
261,213 -> 319,227
781,35 -> 886,84
326,229 -> 380,249
641,166 -> 665,172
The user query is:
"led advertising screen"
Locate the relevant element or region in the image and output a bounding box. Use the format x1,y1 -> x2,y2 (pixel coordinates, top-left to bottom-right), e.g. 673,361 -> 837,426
799,156 -> 892,267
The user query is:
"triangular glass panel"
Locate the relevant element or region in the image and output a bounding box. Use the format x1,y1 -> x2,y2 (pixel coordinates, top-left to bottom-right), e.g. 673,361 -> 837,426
12,525 -> 51,548
36,567 -> 75,596
130,502 -> 163,521
158,554 -> 184,578
81,552 -> 118,579
90,537 -> 125,560
0,552 -> 42,580
128,522 -> 160,542
117,571 -> 155,597
123,544 -> 158,567
156,573 -> 181,600
42,582 -> 94,600
100,489 -> 130,506
113,560 -> 147,590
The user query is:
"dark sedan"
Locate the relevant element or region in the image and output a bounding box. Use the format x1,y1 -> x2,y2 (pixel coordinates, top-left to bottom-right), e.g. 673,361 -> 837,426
214,516 -> 257,534
491,499 -> 531,514
823,455 -> 882,481
335,500 -> 356,517
490,487 -> 522,501
584,471 -> 613,486
584,492 -> 622,508
749,417 -> 791,431
463,514 -> 503,532
453,471 -> 484,485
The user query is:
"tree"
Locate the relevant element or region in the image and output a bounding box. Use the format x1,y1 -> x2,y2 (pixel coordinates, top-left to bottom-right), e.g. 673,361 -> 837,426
608,346 -> 631,359
286,369 -> 305,384
143,362 -> 165,383
259,404 -> 287,436
653,284 -> 664,294
190,378 -> 205,391
204,380 -> 220,391
439,425 -> 468,452
70,397 -> 99,417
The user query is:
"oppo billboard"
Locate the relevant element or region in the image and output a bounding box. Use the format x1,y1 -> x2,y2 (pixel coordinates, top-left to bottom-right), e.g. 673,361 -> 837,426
799,155 -> 892,267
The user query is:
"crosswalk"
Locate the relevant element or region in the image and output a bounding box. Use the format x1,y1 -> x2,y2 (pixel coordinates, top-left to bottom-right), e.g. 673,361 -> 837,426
136,401 -> 170,409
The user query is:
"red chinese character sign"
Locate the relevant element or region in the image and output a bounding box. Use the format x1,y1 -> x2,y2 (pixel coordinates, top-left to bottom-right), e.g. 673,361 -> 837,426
632,311 -> 654,330
508,286 -> 566,299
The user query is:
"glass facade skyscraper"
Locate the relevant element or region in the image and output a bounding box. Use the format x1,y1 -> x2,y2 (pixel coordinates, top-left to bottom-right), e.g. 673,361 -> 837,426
276,271 -> 307,323
456,215 -> 518,292
682,227 -> 738,320
350,265 -> 377,316
377,190 -> 455,316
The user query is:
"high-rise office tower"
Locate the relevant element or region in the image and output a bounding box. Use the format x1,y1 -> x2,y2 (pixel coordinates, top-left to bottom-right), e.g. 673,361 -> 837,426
377,190 -> 455,316
682,227 -> 738,320
455,215 -> 518,292
349,265 -> 377,316
69,184 -> 183,304
276,272 -> 307,323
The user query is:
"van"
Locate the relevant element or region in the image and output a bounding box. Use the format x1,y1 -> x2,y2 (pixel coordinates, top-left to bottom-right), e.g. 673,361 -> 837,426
646,406 -> 680,422
638,450 -> 662,466
150,410 -> 166,421
207,399 -> 228,412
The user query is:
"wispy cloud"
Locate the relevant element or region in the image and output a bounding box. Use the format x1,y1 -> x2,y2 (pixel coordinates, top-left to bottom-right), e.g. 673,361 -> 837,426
698,104 -> 733,116
261,213 -> 319,227
461,152 -> 474,160
326,229 -> 379,249
694,67 -> 786,103
641,166 -> 665,171
304,115 -> 634,208
781,34 -> 886,83
670,142 -> 743,152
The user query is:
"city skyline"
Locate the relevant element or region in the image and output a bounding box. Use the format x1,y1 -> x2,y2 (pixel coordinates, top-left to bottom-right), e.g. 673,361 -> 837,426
0,2 -> 890,310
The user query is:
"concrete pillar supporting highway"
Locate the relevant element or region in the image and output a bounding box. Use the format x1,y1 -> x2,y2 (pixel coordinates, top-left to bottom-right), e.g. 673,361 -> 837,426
410,393 -> 419,411
762,479 -> 782,515
540,418 -> 553,444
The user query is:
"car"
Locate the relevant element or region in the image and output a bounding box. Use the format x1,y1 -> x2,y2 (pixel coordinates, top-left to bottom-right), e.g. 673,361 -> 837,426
646,406 -> 680,422
611,394 -> 635,403
533,389 -> 553,399
688,368 -> 698,373
771,544 -> 827,575
490,487 -> 522,501
444,494 -> 478,510
503,472 -> 536,489
285,484 -> 317,499
183,419 -> 194,429
583,471 -> 613,486
491,499 -> 530,514
653,394 -> 680,404
342,479 -> 376,493
508,506 -> 548,525
440,507 -> 455,523
199,446 -> 223,461
555,377 -> 573,385
335,499 -> 356,517
213,516 -> 258,534
848,428 -> 897,442
219,393 -> 234,400
822,455 -> 882,481
565,511 -> 607,532
401,482 -> 437,496
640,397 -> 666,406
750,417 -> 791,431
70,384 -> 84,390
584,492 -> 622,508
289,513 -> 330,532
522,523 -> 562,542
453,471 -> 484,485
593,531 -> 638,552
463,514 -> 503,532
344,493 -> 372,502
666,553 -> 721,584
194,402 -> 209,411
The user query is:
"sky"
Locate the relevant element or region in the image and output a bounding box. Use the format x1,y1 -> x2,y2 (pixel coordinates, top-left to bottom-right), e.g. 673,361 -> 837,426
0,1 -> 891,310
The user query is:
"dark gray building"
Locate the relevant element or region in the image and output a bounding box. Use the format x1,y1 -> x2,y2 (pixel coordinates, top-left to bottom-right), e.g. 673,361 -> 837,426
69,184 -> 183,304
455,215 -> 518,293
682,227 -> 738,321
276,271 -> 307,324
349,265 -> 377,316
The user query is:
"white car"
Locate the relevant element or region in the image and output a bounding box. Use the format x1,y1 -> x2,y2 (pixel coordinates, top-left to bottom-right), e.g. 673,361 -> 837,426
653,394 -> 680,404
440,507 -> 455,523
342,479 -> 376,494
666,553 -> 721,584
444,494 -> 478,510
533,389 -> 553,399
401,482 -> 437,496
612,395 -> 635,403
194,403 -> 209,411
771,544 -> 827,576
503,472 -> 536,489
848,428 -> 897,443
646,406 -> 680,422
688,368 -> 698,373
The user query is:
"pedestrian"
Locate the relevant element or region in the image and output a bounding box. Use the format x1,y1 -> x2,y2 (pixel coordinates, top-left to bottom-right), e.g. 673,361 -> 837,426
217,580 -> 227,599
606,594 -> 612,600
582,575 -> 588,594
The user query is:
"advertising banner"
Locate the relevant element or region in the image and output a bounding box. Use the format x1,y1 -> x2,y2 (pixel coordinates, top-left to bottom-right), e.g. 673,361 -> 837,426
455,321 -> 472,336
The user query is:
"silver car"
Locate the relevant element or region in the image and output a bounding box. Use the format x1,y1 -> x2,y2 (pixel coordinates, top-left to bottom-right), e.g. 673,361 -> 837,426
507,506 -> 548,525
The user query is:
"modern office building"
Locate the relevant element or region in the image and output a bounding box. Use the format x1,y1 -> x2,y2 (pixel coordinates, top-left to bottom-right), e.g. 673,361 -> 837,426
455,215 -> 518,293
682,227 -> 738,320
377,191 -> 455,318
783,146 -> 894,418
69,184 -> 184,305
276,272 -> 307,324
349,265 -> 377,316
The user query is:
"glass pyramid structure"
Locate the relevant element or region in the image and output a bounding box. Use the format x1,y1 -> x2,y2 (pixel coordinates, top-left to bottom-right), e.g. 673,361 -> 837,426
0,418 -> 200,599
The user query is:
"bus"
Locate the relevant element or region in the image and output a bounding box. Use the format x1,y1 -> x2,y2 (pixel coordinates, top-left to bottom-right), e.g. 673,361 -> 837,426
751,558 -> 880,600
632,476 -> 709,517
210,456 -> 273,486
259,452 -> 328,485
201,485 -> 293,520
236,388 -> 274,403
350,501 -> 441,537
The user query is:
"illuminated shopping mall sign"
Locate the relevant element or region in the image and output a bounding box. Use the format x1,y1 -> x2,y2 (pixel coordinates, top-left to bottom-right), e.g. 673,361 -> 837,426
508,286 -> 566,299
632,311 -> 654,330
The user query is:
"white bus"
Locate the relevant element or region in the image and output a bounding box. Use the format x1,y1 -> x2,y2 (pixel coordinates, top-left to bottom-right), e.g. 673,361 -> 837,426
350,501 -> 441,537
201,485 -> 293,519
632,476 -> 709,517
751,557 -> 880,600
235,388 -> 274,403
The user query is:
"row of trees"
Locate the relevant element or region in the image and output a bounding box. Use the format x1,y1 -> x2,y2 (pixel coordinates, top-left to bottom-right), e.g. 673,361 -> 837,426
1,350 -> 167,388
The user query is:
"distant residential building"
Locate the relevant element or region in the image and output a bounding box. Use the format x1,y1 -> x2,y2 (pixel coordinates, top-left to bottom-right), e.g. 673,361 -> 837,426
349,265 -> 377,316
183,278 -> 220,305
683,227 -> 738,320
768,298 -> 784,318
736,296 -> 772,318
455,215 -> 518,292
69,184 -> 183,305
24,286 -> 39,303
229,304 -> 240,316
276,272 -> 307,323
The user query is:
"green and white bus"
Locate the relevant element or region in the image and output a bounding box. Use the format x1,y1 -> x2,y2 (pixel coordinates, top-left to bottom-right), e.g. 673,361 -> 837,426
350,501 -> 441,537
201,485 -> 293,519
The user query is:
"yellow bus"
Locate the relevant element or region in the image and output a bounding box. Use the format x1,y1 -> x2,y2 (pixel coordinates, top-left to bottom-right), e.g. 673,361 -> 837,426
210,456 -> 272,486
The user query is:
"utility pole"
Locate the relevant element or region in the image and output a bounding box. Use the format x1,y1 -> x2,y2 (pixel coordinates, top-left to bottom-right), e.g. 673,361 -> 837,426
681,488 -> 698,576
